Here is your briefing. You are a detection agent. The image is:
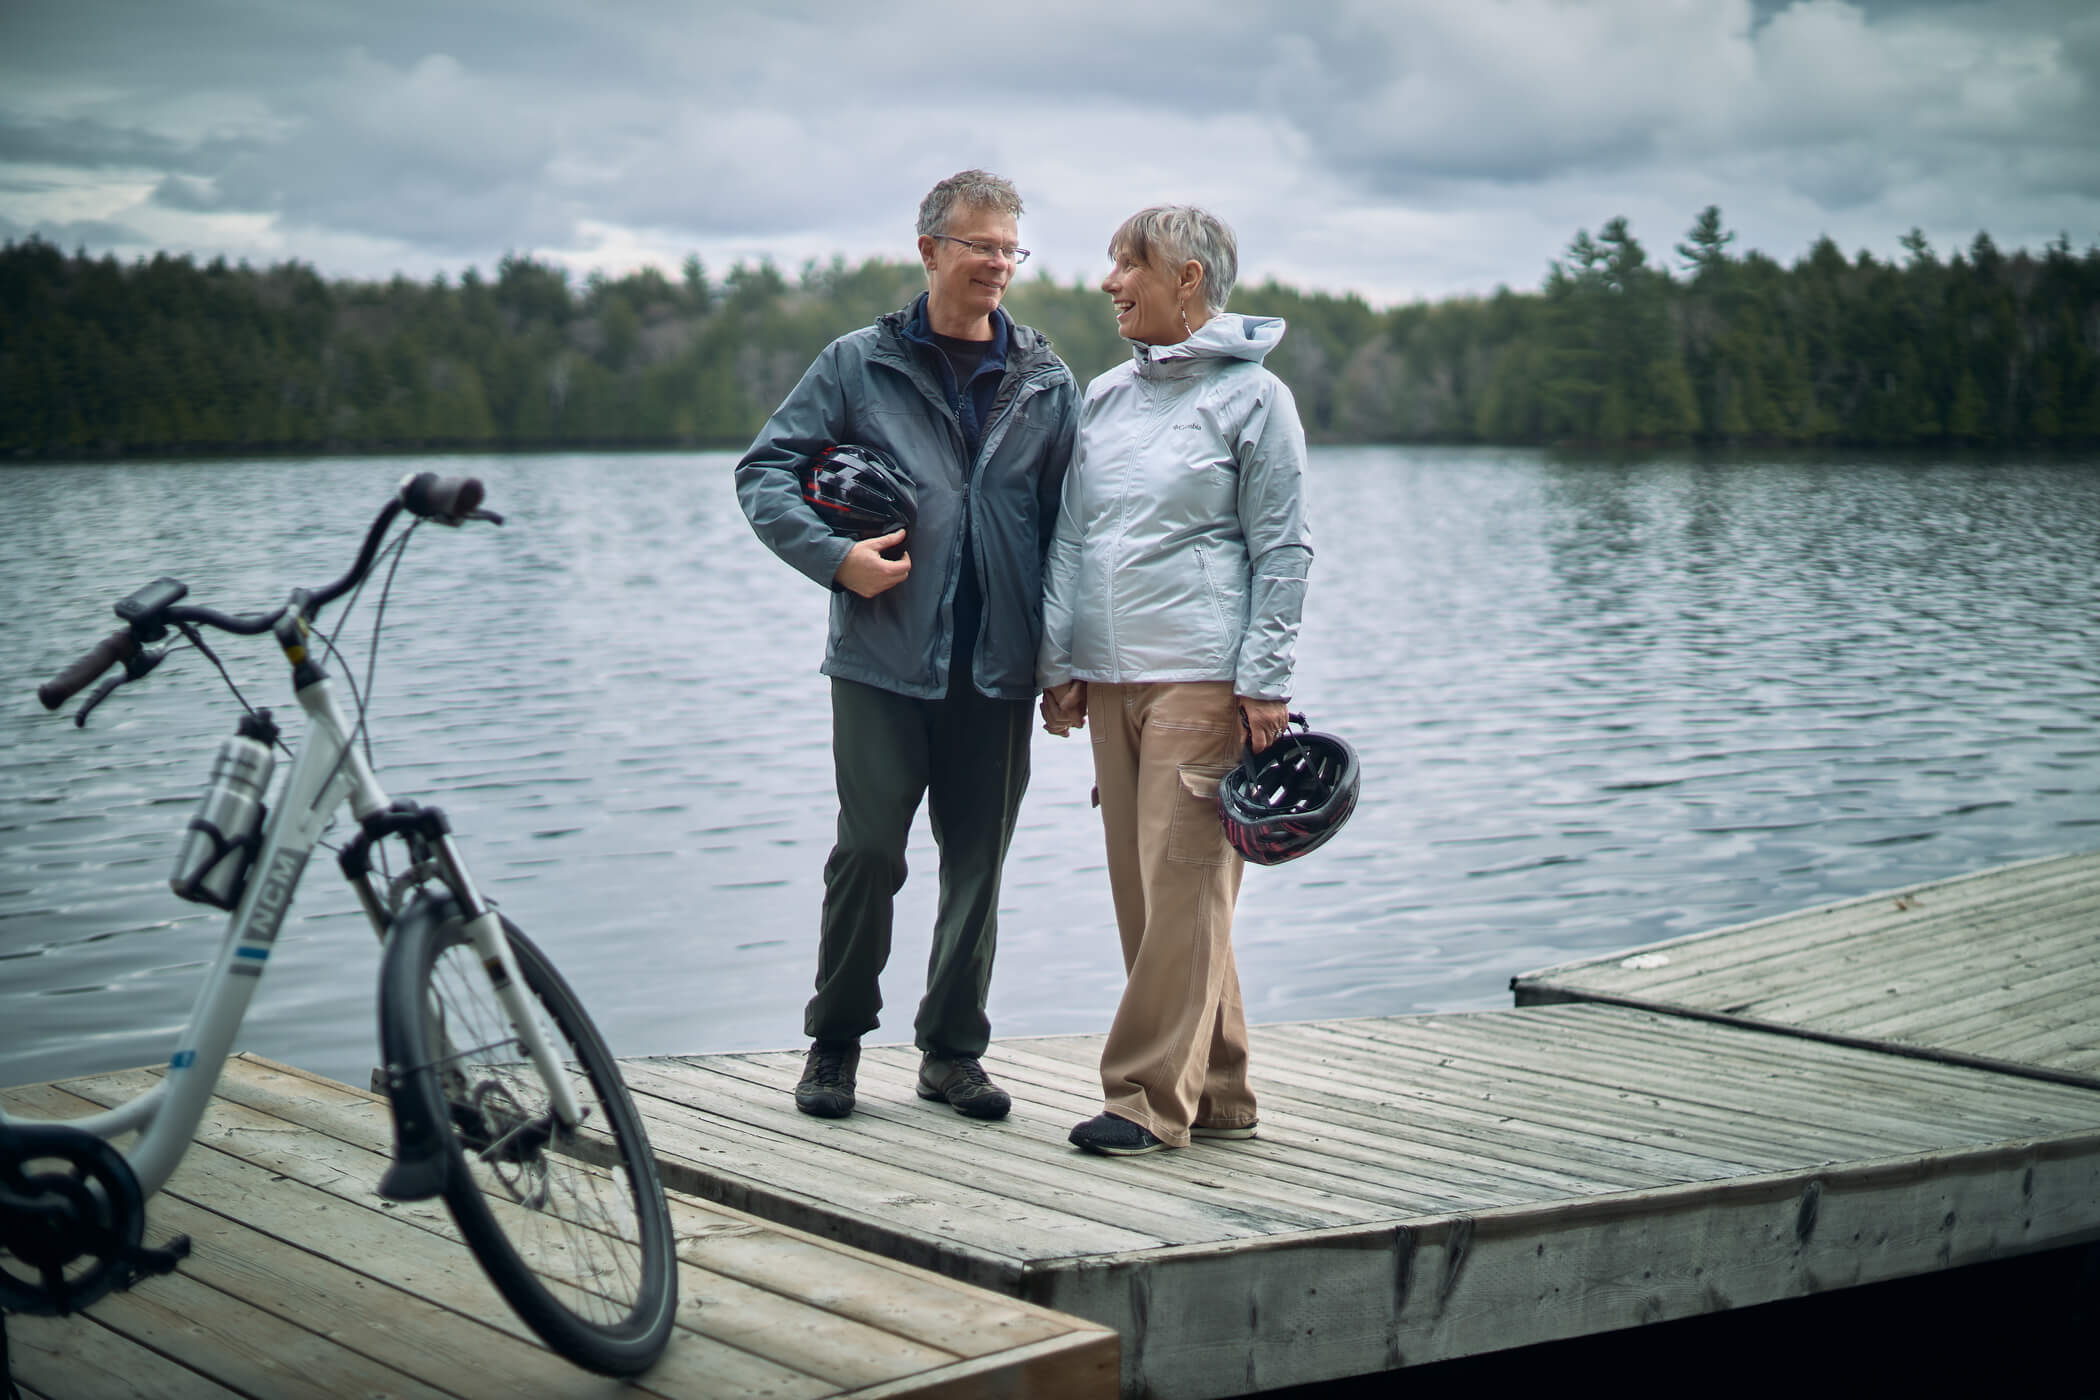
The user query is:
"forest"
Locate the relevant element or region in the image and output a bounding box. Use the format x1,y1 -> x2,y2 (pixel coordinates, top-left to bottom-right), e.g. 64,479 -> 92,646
3,207 -> 2097,456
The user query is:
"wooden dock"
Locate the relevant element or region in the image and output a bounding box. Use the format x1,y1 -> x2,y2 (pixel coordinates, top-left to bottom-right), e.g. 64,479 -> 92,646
11,853 -> 2097,1399
1513,849 -> 2100,1088
620,1002 -> 2100,1398
3,1054 -> 1117,1400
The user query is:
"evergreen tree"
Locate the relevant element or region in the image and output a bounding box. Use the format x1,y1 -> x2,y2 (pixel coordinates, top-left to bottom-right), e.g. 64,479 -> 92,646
2,218 -> 2094,455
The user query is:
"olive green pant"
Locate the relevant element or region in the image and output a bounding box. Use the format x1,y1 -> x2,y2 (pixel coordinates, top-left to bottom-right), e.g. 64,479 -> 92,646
1089,681 -> 1257,1147
806,676 -> 1032,1057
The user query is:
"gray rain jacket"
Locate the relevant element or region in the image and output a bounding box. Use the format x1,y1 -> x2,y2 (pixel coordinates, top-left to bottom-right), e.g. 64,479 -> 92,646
1037,314 -> 1312,701
735,300 -> 1079,701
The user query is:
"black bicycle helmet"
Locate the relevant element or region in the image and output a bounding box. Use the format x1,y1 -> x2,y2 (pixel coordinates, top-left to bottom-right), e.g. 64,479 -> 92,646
1216,713 -> 1360,866
798,443 -> 917,541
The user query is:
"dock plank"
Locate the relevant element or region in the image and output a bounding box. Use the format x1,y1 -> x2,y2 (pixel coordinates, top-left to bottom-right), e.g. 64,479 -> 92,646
1512,849 -> 2100,1086
981,1036 -> 1622,1203
656,1048 -> 1470,1230
5,1308 -> 244,1400
623,999 -> 2100,1398
1,1057 -> 1116,1400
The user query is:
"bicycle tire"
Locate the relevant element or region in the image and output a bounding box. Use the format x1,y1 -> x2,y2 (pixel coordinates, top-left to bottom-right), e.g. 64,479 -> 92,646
379,895 -> 677,1375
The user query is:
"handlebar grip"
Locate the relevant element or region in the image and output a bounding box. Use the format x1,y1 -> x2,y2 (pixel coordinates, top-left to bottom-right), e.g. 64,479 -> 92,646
39,629 -> 137,710
400,472 -> 485,522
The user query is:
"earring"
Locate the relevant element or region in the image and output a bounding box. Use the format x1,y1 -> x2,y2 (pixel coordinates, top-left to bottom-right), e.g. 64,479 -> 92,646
1180,304 -> 1192,338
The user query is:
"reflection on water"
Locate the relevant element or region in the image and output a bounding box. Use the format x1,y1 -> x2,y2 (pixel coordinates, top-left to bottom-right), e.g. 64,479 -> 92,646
1,449 -> 2094,1089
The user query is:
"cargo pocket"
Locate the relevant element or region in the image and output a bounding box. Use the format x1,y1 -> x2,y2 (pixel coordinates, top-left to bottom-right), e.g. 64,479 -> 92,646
1167,763 -> 1235,866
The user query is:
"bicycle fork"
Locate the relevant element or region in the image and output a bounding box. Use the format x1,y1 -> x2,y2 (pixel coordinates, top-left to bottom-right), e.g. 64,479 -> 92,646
348,809 -> 585,1202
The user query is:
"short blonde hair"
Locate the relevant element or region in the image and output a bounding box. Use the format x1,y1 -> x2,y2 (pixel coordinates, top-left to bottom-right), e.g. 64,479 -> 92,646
1109,205 -> 1238,314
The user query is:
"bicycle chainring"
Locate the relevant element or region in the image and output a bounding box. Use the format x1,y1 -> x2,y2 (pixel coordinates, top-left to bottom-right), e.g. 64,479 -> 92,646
0,1123 -> 148,1316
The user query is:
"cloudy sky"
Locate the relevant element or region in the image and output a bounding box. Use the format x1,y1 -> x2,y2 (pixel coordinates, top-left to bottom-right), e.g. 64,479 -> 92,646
2,0 -> 2094,305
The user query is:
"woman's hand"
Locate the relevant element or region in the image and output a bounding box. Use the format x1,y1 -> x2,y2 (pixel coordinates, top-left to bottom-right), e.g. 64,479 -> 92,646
1041,680 -> 1088,736
1237,696 -> 1291,753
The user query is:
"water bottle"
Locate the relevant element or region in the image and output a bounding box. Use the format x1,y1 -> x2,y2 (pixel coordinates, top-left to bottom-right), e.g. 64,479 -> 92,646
170,711 -> 278,910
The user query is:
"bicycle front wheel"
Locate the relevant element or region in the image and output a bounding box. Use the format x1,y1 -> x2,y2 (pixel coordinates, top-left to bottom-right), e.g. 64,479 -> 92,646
379,896 -> 677,1375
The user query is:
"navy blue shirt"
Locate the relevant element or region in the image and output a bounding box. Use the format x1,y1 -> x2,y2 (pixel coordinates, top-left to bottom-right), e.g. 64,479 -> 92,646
903,295 -> 1009,690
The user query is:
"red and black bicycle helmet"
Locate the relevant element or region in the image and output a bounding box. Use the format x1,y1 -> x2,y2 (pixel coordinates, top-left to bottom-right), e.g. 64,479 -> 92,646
1216,713 -> 1360,866
798,443 -> 917,541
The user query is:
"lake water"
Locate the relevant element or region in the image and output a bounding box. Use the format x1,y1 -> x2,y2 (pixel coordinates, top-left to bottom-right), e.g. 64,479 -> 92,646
2,448 -> 2095,1090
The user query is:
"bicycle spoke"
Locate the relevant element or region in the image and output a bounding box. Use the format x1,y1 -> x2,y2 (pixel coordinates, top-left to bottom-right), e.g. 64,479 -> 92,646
418,933 -> 660,1330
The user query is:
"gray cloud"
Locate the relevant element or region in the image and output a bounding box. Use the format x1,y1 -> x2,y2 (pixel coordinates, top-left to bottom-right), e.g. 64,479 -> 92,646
0,212 -> 153,249
2,0 -> 2095,301
0,114 -> 220,172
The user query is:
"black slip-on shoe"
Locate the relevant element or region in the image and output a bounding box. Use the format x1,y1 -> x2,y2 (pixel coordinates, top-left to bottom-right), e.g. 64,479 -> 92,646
1190,1120 -> 1259,1140
1068,1112 -> 1167,1156
795,1040 -> 859,1118
915,1053 -> 1012,1121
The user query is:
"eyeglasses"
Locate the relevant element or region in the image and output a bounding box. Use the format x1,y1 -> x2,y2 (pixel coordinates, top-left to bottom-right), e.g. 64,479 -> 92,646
931,234 -> 1030,265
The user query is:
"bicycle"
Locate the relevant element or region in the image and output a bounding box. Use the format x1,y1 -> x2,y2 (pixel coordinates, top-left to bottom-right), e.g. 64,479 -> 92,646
0,472 -> 678,1377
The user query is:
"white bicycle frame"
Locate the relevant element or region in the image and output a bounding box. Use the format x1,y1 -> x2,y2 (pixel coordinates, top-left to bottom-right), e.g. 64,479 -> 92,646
1,654 -> 583,1198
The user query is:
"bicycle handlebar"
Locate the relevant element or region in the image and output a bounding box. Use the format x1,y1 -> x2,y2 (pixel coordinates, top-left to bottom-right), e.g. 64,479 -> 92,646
37,473 -> 495,713
37,629 -> 139,711
401,472 -> 485,523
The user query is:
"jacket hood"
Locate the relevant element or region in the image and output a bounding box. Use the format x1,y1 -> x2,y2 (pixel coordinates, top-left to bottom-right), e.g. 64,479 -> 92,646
1128,313 -> 1285,377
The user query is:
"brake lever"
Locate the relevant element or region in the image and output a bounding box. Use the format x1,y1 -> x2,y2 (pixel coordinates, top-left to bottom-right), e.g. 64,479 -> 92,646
468,507 -> 505,526
74,646 -> 168,728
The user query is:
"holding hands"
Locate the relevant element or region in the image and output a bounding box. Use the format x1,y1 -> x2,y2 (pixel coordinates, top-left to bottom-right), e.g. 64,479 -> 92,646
1041,684 -> 1287,753
1041,680 -> 1087,736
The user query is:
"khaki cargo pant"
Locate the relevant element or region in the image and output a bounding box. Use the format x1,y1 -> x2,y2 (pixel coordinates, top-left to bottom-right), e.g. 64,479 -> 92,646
1088,681 -> 1258,1146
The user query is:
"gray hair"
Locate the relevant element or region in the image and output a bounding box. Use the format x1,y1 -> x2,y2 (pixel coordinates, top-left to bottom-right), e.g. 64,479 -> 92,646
917,170 -> 1024,238
1109,205 -> 1238,315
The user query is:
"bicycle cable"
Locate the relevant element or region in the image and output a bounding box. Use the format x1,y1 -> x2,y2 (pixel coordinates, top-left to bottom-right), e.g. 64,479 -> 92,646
173,621 -> 284,754
317,519 -> 418,773
307,519 -> 419,876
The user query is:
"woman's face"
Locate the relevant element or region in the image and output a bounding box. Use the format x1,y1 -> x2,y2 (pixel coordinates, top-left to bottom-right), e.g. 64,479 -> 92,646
1101,243 -> 1189,345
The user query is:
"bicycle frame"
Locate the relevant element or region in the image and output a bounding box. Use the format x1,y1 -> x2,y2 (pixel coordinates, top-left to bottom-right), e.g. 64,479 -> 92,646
2,646 -> 583,1200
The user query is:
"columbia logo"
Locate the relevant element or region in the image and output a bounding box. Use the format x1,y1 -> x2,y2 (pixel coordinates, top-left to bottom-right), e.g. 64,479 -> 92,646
1169,423 -> 1203,431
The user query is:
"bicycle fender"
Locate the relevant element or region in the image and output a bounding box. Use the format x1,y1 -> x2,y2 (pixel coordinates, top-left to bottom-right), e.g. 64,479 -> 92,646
374,891 -> 460,1203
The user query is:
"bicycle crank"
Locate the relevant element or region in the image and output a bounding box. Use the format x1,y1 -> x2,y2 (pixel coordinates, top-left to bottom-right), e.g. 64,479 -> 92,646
0,1123 -> 189,1316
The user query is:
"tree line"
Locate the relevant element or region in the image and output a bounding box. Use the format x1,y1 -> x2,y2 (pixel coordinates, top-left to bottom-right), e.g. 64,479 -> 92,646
3,207 -> 2096,457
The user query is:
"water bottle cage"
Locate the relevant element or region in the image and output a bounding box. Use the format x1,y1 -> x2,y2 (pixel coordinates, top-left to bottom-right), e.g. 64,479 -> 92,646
169,807 -> 268,910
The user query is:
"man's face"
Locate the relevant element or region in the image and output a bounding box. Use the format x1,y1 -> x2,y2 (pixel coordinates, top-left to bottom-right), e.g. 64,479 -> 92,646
919,205 -> 1019,323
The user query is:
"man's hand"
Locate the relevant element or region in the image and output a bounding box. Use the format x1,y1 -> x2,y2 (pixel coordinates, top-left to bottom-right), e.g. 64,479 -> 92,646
1041,679 -> 1087,736
835,530 -> 910,598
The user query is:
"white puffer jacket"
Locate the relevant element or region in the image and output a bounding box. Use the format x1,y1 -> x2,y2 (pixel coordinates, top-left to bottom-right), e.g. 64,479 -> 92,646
1038,314 -> 1312,700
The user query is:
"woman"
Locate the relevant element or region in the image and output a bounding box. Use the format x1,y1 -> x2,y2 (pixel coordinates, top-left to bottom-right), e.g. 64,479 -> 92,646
1038,206 -> 1312,1156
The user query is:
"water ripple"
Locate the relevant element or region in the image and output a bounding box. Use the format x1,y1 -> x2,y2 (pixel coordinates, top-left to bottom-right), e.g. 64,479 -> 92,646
3,448 -> 2096,1088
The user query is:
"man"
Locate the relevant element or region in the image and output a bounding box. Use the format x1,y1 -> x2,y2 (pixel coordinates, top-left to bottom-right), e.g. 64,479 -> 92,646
734,170 -> 1077,1121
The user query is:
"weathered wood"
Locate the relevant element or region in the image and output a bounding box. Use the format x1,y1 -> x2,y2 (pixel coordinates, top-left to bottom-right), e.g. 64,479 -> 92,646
632,997 -> 2100,1398
47,1264 -> 463,1400
1021,1131 -> 2100,1398
842,1331 -> 1123,1400
1519,853 -> 2094,991
2,1057 -> 1117,1400
984,1036 -> 1627,1203
15,852 -> 2097,1399
650,1047 -> 1472,1231
4,1308 -> 246,1400
1512,849 -> 2100,1086
1290,1010 -> 2085,1144
632,1055 -> 1384,1238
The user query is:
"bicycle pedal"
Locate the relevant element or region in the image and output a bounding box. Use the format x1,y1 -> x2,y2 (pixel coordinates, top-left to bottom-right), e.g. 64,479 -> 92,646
119,1233 -> 191,1286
